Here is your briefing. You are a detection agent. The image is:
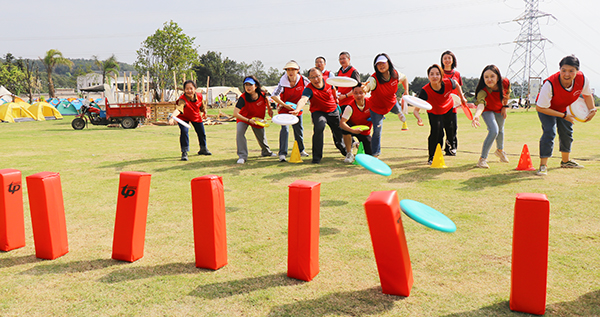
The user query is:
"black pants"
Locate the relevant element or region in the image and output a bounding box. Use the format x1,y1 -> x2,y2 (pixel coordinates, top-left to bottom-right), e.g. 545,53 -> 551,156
443,111 -> 458,154
428,110 -> 454,161
311,110 -> 347,163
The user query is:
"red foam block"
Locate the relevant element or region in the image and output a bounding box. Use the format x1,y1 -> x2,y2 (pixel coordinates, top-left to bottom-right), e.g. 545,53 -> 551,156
191,175 -> 227,270
111,172 -> 151,262
0,169 -> 26,251
364,191 -> 413,297
287,180 -> 320,281
26,172 -> 69,260
510,192 -> 550,315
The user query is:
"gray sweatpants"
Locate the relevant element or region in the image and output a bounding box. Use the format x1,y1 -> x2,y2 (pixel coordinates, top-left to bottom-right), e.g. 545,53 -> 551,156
237,122 -> 272,159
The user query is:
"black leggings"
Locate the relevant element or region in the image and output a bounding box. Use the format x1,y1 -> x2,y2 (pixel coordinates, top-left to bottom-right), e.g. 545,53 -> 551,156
427,110 -> 454,160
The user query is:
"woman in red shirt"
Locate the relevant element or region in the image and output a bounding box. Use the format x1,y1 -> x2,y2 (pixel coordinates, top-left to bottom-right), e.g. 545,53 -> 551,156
418,64 -> 466,164
471,65 -> 511,168
168,80 -> 211,161
233,76 -> 275,164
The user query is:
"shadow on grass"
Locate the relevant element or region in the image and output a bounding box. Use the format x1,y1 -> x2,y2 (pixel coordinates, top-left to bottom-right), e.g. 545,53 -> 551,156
189,272 -> 304,299
267,287 -> 404,316
388,163 -> 476,184
457,170 -> 538,191
321,200 -> 348,207
443,290 -> 600,316
0,254 -> 40,268
320,227 -> 341,236
20,258 -> 126,275
99,262 -> 203,283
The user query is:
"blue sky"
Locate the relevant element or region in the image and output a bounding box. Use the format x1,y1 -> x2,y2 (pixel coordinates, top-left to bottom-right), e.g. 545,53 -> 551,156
2,0 -> 598,92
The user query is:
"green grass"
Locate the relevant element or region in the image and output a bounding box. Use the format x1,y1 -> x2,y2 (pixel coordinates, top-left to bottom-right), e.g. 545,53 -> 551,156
1,108 -> 599,316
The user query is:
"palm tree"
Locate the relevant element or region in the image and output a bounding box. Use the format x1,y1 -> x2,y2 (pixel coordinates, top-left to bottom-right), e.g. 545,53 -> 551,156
93,54 -> 120,84
40,49 -> 73,98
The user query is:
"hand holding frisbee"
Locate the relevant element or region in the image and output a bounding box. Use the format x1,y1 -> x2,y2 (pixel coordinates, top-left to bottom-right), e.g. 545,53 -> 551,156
350,125 -> 370,132
399,199 -> 456,233
402,95 -> 432,110
327,76 -> 358,88
284,101 -> 297,110
251,117 -> 270,127
169,114 -> 191,129
568,98 -> 591,122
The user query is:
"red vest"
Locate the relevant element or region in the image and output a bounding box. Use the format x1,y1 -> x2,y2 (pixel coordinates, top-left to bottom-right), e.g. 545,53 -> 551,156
177,92 -> 203,123
306,82 -> 338,113
483,78 -> 510,113
369,70 -> 399,115
322,70 -> 331,81
237,93 -> 268,129
336,66 -> 357,106
423,78 -> 454,115
279,76 -> 306,115
543,71 -> 585,113
348,98 -> 372,136
444,69 -> 462,113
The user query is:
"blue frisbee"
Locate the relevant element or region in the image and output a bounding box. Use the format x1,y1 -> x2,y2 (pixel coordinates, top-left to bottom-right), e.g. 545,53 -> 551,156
285,101 -> 297,110
354,154 -> 392,176
399,199 -> 456,233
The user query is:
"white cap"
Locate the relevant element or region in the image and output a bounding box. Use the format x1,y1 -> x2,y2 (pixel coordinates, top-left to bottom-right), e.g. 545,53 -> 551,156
375,55 -> 388,65
283,60 -> 300,70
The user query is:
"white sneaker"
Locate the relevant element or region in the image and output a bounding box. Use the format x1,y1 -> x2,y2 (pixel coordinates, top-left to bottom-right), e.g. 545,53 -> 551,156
476,158 -> 489,168
236,158 -> 245,164
300,151 -> 309,157
494,149 -> 509,163
279,155 -> 286,162
535,165 -> 547,176
344,152 -> 355,163
398,112 -> 406,122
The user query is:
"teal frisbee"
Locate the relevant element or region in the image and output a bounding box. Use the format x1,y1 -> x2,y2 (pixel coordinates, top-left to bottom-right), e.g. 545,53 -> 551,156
354,154 -> 392,176
285,101 -> 297,109
399,199 -> 456,233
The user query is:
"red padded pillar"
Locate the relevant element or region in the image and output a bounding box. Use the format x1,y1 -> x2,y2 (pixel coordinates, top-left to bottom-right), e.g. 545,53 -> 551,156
287,180 -> 320,281
364,191 -> 413,297
0,169 -> 26,251
111,172 -> 151,262
510,193 -> 550,315
26,172 -> 69,260
191,175 -> 227,270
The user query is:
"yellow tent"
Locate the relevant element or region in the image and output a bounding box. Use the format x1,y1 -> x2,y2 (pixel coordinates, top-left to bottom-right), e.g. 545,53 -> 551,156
29,102 -> 63,120
0,102 -> 36,123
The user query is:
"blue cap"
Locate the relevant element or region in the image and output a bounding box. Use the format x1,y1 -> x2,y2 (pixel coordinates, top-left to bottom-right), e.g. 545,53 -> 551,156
243,77 -> 256,85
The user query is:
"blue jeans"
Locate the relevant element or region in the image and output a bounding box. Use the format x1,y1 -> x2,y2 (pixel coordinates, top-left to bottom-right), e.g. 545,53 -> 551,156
179,120 -> 207,153
538,111 -> 573,158
278,115 -> 304,156
370,102 -> 401,155
480,111 -> 505,159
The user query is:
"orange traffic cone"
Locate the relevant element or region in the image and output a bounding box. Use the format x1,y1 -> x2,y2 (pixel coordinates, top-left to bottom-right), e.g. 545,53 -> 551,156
430,144 -> 447,168
515,144 -> 536,171
289,141 -> 303,163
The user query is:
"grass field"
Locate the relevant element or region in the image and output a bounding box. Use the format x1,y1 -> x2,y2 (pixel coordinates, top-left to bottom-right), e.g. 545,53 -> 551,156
1,108 -> 599,316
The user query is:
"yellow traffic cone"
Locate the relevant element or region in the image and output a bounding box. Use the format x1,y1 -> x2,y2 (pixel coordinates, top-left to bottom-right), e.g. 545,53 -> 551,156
431,143 -> 447,168
289,141 -> 303,163
401,121 -> 408,131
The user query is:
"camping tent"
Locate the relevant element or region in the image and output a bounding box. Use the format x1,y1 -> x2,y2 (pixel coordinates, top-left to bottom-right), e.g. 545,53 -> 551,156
0,102 -> 36,123
0,85 -> 13,105
29,102 -> 63,120
54,99 -> 80,115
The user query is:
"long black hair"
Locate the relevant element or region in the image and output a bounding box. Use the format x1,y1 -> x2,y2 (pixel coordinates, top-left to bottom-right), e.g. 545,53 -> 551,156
373,53 -> 398,82
474,65 -> 504,98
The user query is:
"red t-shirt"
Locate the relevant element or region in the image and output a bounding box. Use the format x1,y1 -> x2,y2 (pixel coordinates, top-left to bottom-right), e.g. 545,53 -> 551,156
421,78 -> 455,115
347,98 -> 372,136
177,93 -> 204,123
237,93 -> 269,129
279,76 -> 306,115
369,70 -> 399,115
483,78 -> 510,113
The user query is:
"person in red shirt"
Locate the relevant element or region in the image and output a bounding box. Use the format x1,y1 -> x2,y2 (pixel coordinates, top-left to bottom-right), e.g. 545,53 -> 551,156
232,76 -> 275,164
315,56 -> 332,81
340,86 -> 373,163
292,68 -> 347,163
168,80 -> 211,161
334,52 -> 361,112
534,55 -> 597,175
418,64 -> 467,164
471,65 -> 511,168
440,50 -> 466,156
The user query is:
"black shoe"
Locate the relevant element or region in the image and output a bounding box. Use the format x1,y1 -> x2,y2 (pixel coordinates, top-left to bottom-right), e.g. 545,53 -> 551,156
311,159 -> 321,164
181,152 -> 188,161
198,149 -> 212,155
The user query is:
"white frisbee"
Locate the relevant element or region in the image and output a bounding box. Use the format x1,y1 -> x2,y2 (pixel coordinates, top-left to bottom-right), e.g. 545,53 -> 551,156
451,94 -> 461,108
272,114 -> 299,126
326,76 -> 358,88
568,98 -> 590,123
172,116 -> 191,129
402,95 -> 433,110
